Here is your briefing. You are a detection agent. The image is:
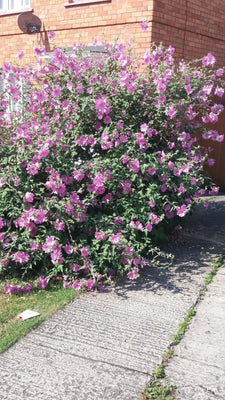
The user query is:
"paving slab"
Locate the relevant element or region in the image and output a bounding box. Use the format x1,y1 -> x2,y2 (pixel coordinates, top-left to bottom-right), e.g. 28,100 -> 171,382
165,267 -> 225,400
0,196 -> 225,400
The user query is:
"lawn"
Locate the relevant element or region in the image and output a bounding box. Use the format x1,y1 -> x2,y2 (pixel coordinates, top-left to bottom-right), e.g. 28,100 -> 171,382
0,280 -> 78,354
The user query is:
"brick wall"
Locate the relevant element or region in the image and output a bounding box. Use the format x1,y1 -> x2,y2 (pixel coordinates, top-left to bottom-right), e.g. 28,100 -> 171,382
151,0 -> 225,65
0,0 -> 153,66
1,0 -> 225,66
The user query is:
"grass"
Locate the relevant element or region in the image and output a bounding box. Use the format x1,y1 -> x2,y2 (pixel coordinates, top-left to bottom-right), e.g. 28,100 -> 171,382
203,255 -> 224,289
0,280 -> 78,353
143,380 -> 176,400
153,363 -> 165,379
172,308 -> 196,345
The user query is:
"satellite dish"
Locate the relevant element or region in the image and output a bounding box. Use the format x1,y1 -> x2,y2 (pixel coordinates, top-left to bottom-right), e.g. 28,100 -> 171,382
18,13 -> 42,34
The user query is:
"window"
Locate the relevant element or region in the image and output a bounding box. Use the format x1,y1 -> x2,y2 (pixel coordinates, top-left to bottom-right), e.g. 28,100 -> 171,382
0,0 -> 30,13
41,45 -> 108,62
0,72 -> 25,114
64,0 -> 111,7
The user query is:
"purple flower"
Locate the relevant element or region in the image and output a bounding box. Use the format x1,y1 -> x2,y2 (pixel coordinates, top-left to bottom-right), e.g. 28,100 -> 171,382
16,50 -> 24,60
146,223 -> 152,232
202,53 -> 216,66
127,268 -> 139,280
165,106 -> 177,119
214,87 -> 224,98
47,31 -> 56,39
13,251 -> 30,263
37,276 -> 48,289
110,233 -> 122,245
95,231 -> 108,241
176,204 -> 188,217
72,280 -> 82,290
208,158 -> 215,166
81,246 -> 89,259
0,218 -> 4,230
140,21 -> 148,31
71,264 -> 81,272
64,244 -> 74,254
85,279 -> 95,290
23,192 -> 34,203
33,46 -> 46,56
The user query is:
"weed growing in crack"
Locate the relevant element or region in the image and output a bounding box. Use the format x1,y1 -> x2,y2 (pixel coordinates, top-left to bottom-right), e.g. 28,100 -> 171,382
143,380 -> 176,400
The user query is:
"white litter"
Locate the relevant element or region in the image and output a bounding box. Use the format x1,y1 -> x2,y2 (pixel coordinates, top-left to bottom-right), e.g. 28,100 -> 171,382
17,310 -> 40,321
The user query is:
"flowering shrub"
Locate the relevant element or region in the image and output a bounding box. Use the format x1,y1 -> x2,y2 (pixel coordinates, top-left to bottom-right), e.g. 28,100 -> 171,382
0,39 -> 224,292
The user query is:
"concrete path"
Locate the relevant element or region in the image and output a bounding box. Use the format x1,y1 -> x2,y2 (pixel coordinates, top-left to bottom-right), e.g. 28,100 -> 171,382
165,265 -> 225,400
0,196 -> 225,400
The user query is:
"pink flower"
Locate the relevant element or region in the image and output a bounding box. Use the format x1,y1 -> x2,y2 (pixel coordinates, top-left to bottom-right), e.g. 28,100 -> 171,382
33,46 -> 46,56
216,68 -> 224,77
81,246 -> 89,259
43,236 -> 57,253
76,84 -> 83,94
177,186 -> 185,195
161,184 -> 167,193
165,106 -> 177,119
140,21 -> 148,31
13,251 -> 30,263
202,53 -> 216,66
72,169 -> 85,181
214,87 -> 224,98
16,50 -> 24,60
176,204 -> 188,217
23,283 -> 32,294
110,233 -> 122,245
95,231 -> 108,241
71,264 -> 81,272
0,218 -> 4,229
72,279 -> 82,290
148,212 -> 161,224
93,172 -> 105,187
4,283 -> 23,294
130,159 -> 140,173
26,163 -> 40,175
168,161 -> 174,170
64,244 -> 74,254
37,276 -> 48,289
208,158 -> 215,166
130,220 -> 144,231
209,187 -> 218,195
85,279 -> 95,290
146,223 -> 153,232
67,81 -> 73,91
47,31 -> 56,39
54,218 -> 65,231
127,268 -> 139,280
23,192 -> 34,203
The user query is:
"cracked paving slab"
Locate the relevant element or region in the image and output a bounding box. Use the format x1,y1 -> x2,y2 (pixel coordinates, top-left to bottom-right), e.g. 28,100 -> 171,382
165,266 -> 225,400
1,197 -> 225,399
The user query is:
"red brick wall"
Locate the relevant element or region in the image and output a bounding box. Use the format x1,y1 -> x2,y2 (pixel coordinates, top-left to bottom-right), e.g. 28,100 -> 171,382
151,0 -> 225,65
1,0 -> 225,66
0,0 -> 153,66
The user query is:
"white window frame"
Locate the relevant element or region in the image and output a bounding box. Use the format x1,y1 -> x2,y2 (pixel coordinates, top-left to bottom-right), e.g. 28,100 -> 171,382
0,72 -> 25,114
0,0 -> 30,13
64,0 -> 111,8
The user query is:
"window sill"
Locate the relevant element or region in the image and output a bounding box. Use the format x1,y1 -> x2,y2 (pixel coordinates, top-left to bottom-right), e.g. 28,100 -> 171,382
64,0 -> 111,7
0,8 -> 33,17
